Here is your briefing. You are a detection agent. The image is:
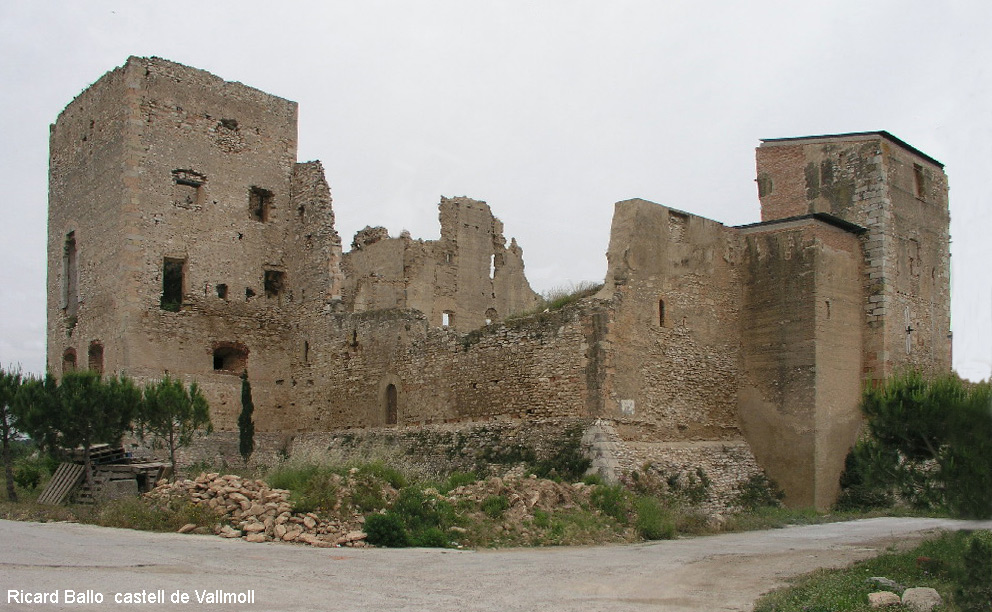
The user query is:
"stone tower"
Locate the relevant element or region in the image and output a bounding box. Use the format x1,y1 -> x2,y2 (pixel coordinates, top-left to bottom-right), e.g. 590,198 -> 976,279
48,56 -> 343,428
755,132 -> 951,379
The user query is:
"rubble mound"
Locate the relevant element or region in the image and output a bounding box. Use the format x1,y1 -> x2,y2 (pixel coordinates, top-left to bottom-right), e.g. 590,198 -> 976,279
145,473 -> 367,547
448,474 -> 592,521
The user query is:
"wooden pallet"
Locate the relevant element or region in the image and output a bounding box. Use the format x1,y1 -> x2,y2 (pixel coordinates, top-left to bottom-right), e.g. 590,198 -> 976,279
37,462 -> 85,505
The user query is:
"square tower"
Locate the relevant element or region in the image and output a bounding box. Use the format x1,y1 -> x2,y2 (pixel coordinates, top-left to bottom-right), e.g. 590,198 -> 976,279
756,132 -> 951,379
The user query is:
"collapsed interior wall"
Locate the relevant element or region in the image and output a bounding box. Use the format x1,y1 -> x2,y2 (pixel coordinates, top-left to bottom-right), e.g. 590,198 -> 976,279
340,196 -> 541,332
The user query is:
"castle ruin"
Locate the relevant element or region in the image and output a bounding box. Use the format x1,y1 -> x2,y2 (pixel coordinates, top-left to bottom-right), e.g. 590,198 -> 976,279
48,57 -> 951,508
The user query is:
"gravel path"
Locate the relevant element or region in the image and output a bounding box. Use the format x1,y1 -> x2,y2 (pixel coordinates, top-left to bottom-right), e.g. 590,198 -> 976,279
3,517 -> 990,611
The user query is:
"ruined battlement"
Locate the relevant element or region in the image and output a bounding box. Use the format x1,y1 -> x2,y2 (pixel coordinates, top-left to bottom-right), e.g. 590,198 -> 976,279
48,58 -> 951,509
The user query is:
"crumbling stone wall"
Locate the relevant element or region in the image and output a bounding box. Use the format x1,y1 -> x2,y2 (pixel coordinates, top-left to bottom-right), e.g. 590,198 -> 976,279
341,196 -> 540,331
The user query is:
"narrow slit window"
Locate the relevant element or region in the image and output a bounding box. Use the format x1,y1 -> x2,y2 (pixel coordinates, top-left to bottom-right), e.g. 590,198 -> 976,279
385,384 -> 398,425
913,164 -> 926,198
161,258 -> 185,311
658,299 -> 666,327
249,186 -> 273,222
63,232 -> 78,317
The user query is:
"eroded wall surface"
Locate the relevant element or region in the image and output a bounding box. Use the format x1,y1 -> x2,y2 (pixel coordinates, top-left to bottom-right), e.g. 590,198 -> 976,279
341,196 -> 541,331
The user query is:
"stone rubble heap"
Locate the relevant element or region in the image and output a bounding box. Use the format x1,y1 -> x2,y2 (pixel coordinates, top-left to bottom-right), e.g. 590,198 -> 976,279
146,473 -> 367,547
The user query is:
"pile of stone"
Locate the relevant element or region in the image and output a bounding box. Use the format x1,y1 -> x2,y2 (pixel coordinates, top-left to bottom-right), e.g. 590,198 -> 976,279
447,474 -> 592,522
146,473 -> 367,547
867,577 -> 942,611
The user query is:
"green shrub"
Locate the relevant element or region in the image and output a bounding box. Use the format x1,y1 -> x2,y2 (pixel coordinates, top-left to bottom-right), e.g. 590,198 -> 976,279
634,497 -> 675,540
13,462 -> 42,490
364,512 -> 411,547
529,424 -> 592,482
440,471 -> 477,494
481,495 -> 510,519
590,484 -> 631,522
956,531 -> 992,611
735,473 -> 785,511
412,526 -> 449,548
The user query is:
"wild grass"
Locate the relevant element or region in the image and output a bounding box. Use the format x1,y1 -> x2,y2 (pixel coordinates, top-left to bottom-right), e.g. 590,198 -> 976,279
753,530 -> 992,612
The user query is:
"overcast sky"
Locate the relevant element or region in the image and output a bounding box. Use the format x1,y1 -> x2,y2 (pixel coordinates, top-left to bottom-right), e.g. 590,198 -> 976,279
1,1 -> 989,381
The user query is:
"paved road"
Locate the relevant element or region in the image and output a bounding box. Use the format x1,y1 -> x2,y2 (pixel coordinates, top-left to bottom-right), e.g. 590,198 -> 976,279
2,517 -> 990,611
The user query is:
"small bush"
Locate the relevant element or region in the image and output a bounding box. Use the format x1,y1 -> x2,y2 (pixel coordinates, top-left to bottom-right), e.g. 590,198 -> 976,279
481,495 -> 510,519
440,471 -> 477,494
590,484 -> 631,522
13,463 -> 42,490
364,512 -> 411,547
735,473 -> 784,511
956,531 -> 992,611
634,497 -> 675,540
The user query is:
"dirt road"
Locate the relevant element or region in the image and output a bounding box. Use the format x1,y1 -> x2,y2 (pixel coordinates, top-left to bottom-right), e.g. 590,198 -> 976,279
2,517 -> 989,611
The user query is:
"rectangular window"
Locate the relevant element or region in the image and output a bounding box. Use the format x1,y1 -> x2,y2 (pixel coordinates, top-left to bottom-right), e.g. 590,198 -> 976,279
249,186 -> 273,222
264,269 -> 285,299
913,163 -> 926,199
161,257 -> 185,311
172,170 -> 205,210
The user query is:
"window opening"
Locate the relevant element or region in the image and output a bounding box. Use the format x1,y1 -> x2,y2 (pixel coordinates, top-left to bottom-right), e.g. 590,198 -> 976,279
216,283 -> 228,299
385,384 -> 398,425
490,254 -> 496,279
161,258 -> 185,311
212,343 -> 248,373
63,232 -> 78,318
264,269 -> 286,299
303,341 -> 310,364
913,164 -> 926,198
658,299 -> 666,327
172,170 -> 205,210
485,308 -> 498,326
62,348 -> 77,373
245,287 -> 255,301
87,342 -> 104,374
249,186 -> 273,222
442,311 -> 454,328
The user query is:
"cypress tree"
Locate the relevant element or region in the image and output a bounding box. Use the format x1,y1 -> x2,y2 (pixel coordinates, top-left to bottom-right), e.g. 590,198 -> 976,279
238,370 -> 254,465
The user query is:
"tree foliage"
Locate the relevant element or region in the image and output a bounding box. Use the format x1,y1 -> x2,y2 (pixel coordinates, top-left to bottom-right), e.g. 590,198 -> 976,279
238,370 -> 255,465
55,371 -> 142,486
839,371 -> 992,518
1,366 -> 23,501
138,375 -> 212,478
